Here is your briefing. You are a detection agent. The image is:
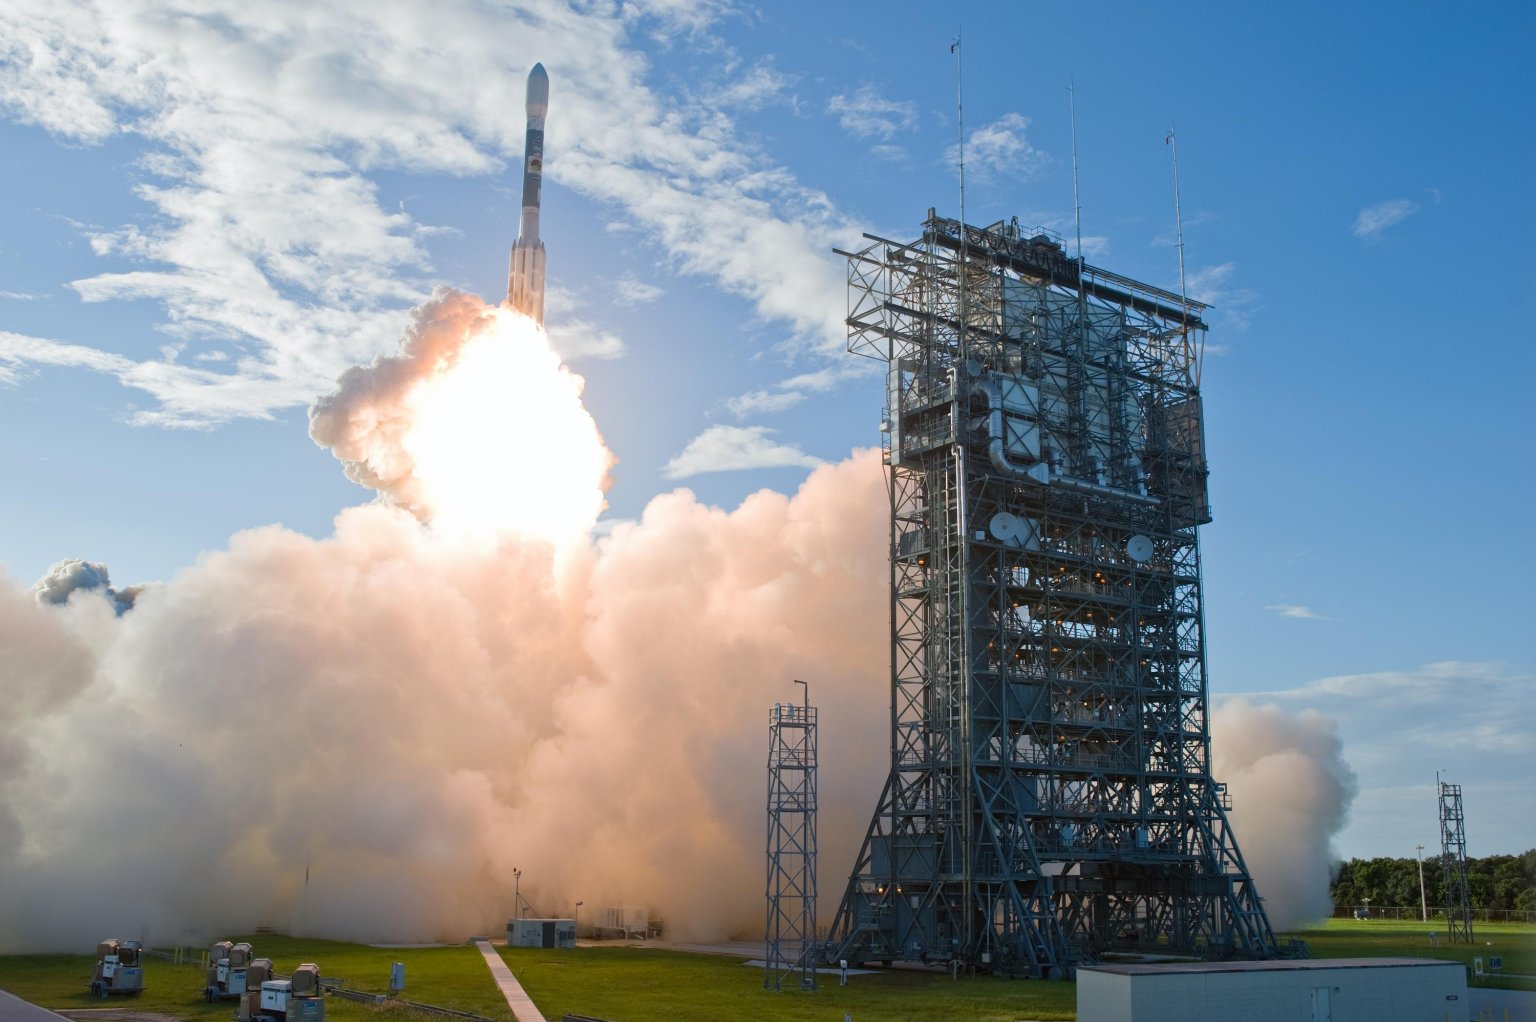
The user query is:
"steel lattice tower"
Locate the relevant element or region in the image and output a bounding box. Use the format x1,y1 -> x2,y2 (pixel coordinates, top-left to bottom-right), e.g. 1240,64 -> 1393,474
765,685 -> 818,991
825,212 -> 1283,978
1437,777 -> 1473,943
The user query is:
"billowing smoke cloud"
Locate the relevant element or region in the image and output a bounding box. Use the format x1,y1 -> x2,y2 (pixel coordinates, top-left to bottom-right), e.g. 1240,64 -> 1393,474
1213,699 -> 1358,930
0,294 -> 1351,951
31,558 -> 143,615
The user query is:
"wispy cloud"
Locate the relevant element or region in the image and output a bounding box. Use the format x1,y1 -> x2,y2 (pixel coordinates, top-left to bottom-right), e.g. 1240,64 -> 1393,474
613,275 -> 663,306
711,60 -> 796,112
1353,198 -> 1420,239
722,389 -> 806,417
0,290 -> 43,301
0,1 -> 858,425
1184,262 -> 1259,332
0,330 -> 133,387
663,425 -> 822,478
1267,603 -> 1328,620
720,366 -> 852,420
827,85 -> 917,141
947,113 -> 1045,182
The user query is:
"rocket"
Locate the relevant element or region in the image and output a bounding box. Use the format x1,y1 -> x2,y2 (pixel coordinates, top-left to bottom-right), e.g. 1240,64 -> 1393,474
507,62 -> 549,325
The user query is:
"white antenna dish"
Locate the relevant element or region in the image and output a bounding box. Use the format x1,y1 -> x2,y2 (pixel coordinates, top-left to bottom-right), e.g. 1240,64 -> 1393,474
1126,535 -> 1154,562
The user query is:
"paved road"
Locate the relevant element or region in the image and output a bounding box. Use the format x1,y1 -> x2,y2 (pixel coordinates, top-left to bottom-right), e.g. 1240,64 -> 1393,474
0,991 -> 69,1022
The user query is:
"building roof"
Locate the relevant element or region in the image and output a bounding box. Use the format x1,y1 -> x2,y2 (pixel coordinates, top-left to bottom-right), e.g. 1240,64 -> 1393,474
1080,957 -> 1459,977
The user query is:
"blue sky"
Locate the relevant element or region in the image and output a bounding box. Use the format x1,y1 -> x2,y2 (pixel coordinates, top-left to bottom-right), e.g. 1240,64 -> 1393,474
1,1 -> 1532,863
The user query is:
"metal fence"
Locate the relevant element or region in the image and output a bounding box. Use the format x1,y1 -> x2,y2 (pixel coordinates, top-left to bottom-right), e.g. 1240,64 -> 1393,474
1332,906 -> 1535,924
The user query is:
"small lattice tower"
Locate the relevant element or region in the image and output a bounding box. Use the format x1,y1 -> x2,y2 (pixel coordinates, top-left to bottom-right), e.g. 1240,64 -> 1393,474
765,682 -> 818,991
1437,776 -> 1473,944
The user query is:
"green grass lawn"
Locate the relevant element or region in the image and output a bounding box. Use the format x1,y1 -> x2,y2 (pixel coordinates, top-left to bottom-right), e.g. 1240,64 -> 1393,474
501,945 -> 1076,1022
2,922 -> 1532,1022
1283,918 -> 1536,992
0,936 -> 513,1022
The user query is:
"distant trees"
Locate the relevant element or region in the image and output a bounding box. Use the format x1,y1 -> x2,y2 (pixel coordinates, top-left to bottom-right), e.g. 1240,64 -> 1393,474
1330,850 -> 1536,914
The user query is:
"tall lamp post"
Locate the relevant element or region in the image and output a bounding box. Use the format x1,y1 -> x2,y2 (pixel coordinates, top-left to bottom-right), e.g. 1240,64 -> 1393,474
1415,844 -> 1429,923
574,901 -> 583,944
513,867 -> 523,921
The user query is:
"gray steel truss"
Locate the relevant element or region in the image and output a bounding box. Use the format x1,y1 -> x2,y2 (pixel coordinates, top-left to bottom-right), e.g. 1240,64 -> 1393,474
1437,778 -> 1474,944
766,693 -> 819,991
825,211 -> 1284,977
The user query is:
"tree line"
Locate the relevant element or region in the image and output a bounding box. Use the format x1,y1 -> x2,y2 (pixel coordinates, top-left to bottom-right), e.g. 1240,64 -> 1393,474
1330,849 -> 1536,913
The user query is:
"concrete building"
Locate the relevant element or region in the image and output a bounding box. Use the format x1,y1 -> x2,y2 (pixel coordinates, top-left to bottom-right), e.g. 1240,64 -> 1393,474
1077,957 -> 1468,1022
506,918 -> 575,950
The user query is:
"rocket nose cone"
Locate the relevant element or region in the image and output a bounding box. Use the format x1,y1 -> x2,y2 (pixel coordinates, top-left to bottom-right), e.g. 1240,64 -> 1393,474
526,62 -> 549,117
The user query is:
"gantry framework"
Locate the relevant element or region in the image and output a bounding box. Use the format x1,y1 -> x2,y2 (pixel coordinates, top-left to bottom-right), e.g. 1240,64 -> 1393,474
1437,777 -> 1474,943
825,210 -> 1284,978
765,689 -> 819,991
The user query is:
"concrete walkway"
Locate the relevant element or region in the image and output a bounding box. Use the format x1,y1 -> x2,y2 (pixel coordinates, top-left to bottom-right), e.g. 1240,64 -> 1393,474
473,940 -> 547,1022
0,992 -> 71,1022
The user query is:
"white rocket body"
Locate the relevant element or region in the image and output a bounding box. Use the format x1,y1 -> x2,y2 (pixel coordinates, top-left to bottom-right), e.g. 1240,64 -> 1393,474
508,63 -> 549,325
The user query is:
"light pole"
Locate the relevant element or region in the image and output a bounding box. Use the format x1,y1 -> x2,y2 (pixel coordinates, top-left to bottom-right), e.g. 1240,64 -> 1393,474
574,901 -> 583,943
513,868 -> 522,921
1415,844 -> 1428,923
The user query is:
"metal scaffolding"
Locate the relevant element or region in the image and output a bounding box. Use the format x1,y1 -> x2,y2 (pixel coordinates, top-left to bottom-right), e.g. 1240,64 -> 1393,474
825,210 -> 1285,978
765,683 -> 818,991
1437,777 -> 1474,944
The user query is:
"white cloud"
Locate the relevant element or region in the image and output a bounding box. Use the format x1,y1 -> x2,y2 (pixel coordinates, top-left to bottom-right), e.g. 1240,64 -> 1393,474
0,1 -> 857,425
722,388 -> 806,418
712,60 -> 796,111
827,85 -> 917,141
546,318 -> 625,361
663,425 -> 822,478
614,275 -> 663,306
720,365 -> 859,419
0,290 -> 42,300
1184,262 -> 1258,331
0,330 -> 134,387
1267,603 -> 1328,620
1353,198 -> 1420,239
948,113 -> 1044,182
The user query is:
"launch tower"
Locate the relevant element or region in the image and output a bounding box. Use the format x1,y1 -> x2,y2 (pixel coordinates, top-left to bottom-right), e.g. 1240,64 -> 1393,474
826,211 -> 1282,977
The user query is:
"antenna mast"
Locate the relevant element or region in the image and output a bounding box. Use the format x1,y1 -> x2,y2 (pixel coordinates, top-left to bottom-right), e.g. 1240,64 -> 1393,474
1069,81 -> 1083,261
1166,123 -> 1201,384
955,34 -> 966,237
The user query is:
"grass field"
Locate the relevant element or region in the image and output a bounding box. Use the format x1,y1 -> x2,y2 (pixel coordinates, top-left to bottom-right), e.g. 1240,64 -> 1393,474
1285,918 -> 1536,992
1,922 -> 1531,1022
502,945 -> 1076,1022
0,936 -> 515,1022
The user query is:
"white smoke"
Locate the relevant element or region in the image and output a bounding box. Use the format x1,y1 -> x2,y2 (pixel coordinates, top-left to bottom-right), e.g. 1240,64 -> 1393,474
1213,699 -> 1358,930
0,293 -> 1351,950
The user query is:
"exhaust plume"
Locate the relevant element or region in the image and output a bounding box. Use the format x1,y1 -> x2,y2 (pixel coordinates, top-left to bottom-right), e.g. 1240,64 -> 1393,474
1212,698 -> 1358,929
0,291 -> 1351,950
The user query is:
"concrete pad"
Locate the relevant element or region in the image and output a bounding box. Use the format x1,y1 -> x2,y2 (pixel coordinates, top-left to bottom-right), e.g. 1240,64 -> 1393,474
473,939 -> 546,1022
